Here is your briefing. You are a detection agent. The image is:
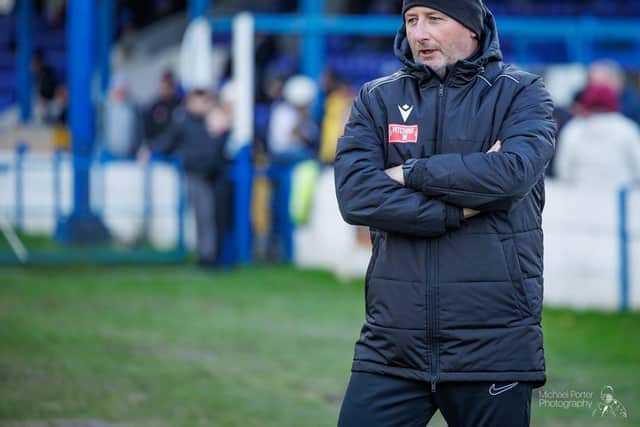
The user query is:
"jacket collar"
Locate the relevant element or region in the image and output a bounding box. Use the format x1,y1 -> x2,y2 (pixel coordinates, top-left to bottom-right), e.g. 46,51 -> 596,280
393,7 -> 503,86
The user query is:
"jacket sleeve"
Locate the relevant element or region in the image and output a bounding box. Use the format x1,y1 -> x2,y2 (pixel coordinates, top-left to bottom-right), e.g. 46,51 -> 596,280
151,109 -> 183,156
404,77 -> 556,211
334,86 -> 463,238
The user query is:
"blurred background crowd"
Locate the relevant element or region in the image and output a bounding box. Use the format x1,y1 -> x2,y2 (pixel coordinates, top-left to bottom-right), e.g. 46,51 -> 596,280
1,0 -> 640,309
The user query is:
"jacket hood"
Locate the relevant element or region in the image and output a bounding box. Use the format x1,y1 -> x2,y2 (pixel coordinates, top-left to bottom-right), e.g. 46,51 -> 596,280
393,5 -> 503,82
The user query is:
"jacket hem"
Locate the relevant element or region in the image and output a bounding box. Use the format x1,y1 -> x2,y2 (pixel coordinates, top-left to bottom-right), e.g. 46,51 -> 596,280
352,360 -> 547,388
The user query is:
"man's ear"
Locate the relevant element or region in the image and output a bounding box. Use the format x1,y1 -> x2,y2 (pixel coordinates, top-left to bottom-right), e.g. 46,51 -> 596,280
471,32 -> 478,39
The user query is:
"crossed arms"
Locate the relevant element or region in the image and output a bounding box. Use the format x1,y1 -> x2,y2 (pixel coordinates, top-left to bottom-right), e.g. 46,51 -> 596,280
334,77 -> 556,238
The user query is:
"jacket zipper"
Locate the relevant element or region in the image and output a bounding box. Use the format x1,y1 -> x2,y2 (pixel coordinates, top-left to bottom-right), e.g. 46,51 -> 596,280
429,81 -> 447,392
426,241 -> 435,392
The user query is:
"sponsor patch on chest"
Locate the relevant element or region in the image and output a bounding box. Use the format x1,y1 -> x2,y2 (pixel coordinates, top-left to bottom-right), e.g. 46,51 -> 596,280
388,124 -> 418,143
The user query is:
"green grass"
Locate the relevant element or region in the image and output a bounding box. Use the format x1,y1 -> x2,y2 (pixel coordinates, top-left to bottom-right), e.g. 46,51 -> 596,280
0,266 -> 638,427
0,231 -> 61,251
0,232 -> 188,265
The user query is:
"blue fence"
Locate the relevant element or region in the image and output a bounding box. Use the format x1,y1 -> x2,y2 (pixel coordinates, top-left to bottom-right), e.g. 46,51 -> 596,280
618,182 -> 640,312
0,145 -> 189,265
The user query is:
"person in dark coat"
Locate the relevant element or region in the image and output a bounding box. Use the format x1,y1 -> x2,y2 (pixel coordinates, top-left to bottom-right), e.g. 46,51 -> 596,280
334,1 -> 555,426
144,70 -> 181,143
31,49 -> 58,121
154,89 -> 228,268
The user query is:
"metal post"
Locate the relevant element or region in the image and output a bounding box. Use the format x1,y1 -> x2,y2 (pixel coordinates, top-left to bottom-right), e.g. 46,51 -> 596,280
14,143 -> 28,230
98,0 -> 115,95
189,0 -> 210,20
574,17 -> 594,64
232,13 -> 255,265
176,160 -> 187,253
234,145 -> 252,264
143,161 -> 153,237
619,186 -> 630,312
68,0 -> 95,216
281,163 -> 294,262
16,0 -> 33,122
232,13 -> 254,152
301,0 -> 325,84
53,149 -> 63,223
55,0 -> 109,244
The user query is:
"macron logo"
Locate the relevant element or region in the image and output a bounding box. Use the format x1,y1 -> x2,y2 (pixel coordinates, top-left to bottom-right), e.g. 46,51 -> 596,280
398,104 -> 414,123
489,382 -> 519,396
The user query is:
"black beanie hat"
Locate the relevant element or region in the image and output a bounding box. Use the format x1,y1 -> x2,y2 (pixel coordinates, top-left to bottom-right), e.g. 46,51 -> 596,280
402,0 -> 485,36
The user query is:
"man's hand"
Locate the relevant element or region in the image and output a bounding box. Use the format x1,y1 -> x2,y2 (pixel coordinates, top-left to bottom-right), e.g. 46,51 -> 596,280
385,140 -> 500,214
461,142 -> 498,219
463,208 -> 480,219
488,140 -> 501,153
385,165 -> 404,185
386,140 -> 500,185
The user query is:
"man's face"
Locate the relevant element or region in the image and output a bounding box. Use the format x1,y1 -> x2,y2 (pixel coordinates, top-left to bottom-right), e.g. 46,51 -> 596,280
405,6 -> 478,76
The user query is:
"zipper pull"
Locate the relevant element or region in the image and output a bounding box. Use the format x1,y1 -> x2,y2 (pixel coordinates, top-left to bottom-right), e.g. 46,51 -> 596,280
431,379 -> 437,392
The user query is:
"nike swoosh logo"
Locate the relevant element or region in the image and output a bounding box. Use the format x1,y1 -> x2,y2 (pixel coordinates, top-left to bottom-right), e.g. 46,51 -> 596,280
398,104 -> 414,123
489,382 -> 519,396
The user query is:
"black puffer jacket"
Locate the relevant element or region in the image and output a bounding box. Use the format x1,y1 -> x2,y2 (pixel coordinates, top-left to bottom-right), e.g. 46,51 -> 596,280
334,8 -> 555,390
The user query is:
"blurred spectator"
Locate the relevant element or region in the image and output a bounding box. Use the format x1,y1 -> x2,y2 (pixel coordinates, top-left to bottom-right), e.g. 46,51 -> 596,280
206,81 -> 236,265
102,74 -> 143,159
547,90 -> 580,178
48,83 -> 70,150
255,35 -> 279,104
223,34 -> 281,105
554,84 -> 640,189
44,82 -> 68,125
268,75 -> 319,161
261,60 -> 291,105
265,75 -> 319,262
31,49 -> 57,122
153,89 -> 228,268
588,59 -> 640,126
144,70 -> 181,144
43,0 -> 65,28
319,70 -> 353,164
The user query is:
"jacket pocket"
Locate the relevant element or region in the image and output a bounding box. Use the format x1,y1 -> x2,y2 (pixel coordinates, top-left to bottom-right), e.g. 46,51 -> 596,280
499,237 -> 531,318
366,277 -> 425,329
364,228 -> 382,316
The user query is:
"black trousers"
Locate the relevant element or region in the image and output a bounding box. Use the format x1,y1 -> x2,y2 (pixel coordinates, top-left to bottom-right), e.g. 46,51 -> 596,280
337,372 -> 533,427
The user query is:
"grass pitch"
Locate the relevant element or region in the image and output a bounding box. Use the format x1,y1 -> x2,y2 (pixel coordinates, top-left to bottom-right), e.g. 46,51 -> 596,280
0,266 -> 638,427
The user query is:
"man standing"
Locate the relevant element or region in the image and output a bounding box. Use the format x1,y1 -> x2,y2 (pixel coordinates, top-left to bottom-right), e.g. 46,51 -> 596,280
334,1 -> 555,426
145,70 -> 181,144
154,90 -> 228,268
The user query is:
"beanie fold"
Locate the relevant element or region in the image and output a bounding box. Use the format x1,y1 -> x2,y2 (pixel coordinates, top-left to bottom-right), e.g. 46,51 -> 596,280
402,0 -> 485,36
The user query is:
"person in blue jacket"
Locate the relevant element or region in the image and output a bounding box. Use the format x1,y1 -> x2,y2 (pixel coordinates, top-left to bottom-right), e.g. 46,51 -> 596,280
334,1 -> 556,426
